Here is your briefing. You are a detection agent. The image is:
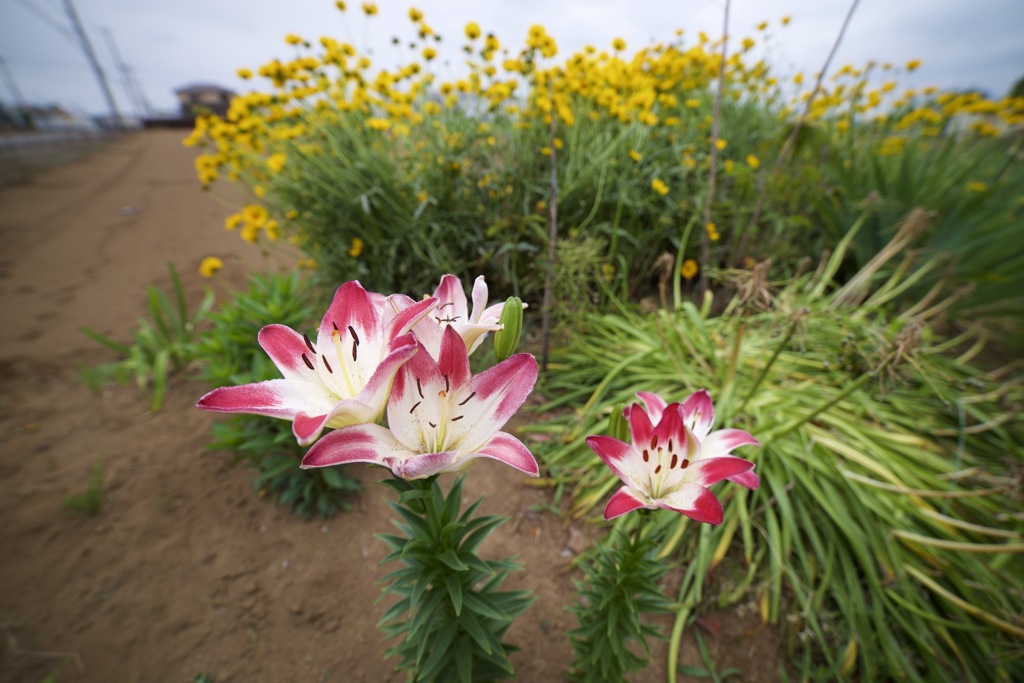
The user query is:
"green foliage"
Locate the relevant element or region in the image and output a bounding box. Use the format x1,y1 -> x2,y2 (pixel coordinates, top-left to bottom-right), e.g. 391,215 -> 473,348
528,222 -> 1024,681
195,271 -> 360,518
568,519 -> 673,682
81,262 -> 213,410
816,133 -> 1024,342
63,461 -> 104,516
194,270 -> 314,387
376,476 -> 533,683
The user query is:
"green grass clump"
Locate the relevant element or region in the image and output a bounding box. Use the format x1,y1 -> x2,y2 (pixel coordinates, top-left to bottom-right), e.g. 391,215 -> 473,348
63,462 -> 104,516
528,213 -> 1024,681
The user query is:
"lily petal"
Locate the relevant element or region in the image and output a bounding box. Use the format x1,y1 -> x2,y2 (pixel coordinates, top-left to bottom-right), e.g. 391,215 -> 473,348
658,483 -> 724,525
469,432 -> 539,476
301,423 -> 409,469
433,274 -> 470,320
585,435 -> 645,492
702,428 -> 760,458
385,451 -> 458,480
258,325 -> 316,381
688,455 -> 756,487
198,379 -> 333,421
636,391 -> 668,423
680,389 -> 715,439
293,397 -> 379,445
728,469 -> 760,490
470,275 -> 489,324
627,401 -> 656,449
458,352 -> 538,452
437,326 -> 471,391
604,487 -> 649,520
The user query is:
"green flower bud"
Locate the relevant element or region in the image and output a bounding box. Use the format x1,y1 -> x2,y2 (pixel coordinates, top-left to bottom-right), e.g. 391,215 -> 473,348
493,296 -> 523,361
608,402 -> 630,441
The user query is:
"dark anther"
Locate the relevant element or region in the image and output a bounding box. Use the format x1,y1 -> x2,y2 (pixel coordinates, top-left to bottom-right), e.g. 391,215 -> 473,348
304,333 -> 316,353
650,436 -> 658,449
444,374 -> 450,393
642,449 -> 649,462
351,342 -> 358,362
332,321 -> 339,331
681,459 -> 690,469
670,454 -> 678,469
410,401 -> 421,414
668,438 -> 673,452
439,302 -> 455,310
322,355 -> 333,373
428,421 -> 437,429
458,392 -> 476,406
348,325 -> 360,345
416,378 -> 424,399
451,415 -> 464,422
654,464 -> 662,474
301,353 -> 314,370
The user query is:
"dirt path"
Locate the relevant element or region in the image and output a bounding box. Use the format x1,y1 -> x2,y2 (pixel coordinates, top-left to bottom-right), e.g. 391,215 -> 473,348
0,131 -> 778,682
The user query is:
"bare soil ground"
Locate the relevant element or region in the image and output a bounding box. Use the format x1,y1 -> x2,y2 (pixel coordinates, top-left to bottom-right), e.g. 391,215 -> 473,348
0,131 -> 782,682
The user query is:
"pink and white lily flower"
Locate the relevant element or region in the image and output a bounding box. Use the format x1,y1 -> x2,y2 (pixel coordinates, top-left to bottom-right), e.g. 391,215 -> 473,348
387,274 -> 507,359
588,392 -> 758,523
197,281 -> 437,446
302,326 -> 539,480
626,389 -> 761,489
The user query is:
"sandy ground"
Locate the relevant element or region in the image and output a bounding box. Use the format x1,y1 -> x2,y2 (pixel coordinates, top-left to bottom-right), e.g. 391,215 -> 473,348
0,130 -> 780,682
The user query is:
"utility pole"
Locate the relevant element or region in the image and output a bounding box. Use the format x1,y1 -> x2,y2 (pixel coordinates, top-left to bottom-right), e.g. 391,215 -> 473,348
0,55 -> 31,127
101,27 -> 151,118
61,0 -> 122,127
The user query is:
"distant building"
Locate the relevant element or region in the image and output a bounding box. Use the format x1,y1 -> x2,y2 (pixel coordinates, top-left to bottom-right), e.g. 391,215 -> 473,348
174,83 -> 236,119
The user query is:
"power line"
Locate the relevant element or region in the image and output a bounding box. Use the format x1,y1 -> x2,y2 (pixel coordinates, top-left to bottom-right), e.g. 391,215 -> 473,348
12,0 -> 77,45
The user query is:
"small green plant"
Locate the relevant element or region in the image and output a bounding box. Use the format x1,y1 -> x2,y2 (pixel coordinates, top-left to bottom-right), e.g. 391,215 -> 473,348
568,519 -> 673,682
63,461 -> 104,516
81,262 -> 213,410
196,271 -> 360,518
377,476 -> 534,682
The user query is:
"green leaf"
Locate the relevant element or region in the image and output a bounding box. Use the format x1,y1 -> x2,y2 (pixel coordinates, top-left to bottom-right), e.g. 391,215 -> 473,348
444,573 -> 464,617
437,549 -> 469,572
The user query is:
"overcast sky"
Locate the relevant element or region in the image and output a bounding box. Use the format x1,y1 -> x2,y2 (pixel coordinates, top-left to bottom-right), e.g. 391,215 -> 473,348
2,0 -> 1022,118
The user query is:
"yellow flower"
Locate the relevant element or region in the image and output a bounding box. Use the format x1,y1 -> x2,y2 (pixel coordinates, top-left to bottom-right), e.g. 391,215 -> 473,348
361,3 -> 377,16
423,46 -> 437,61
966,181 -> 988,193
265,220 -> 280,241
237,68 -> 253,79
417,190 -> 428,203
706,221 -> 721,241
651,178 -> 669,196
906,59 -> 922,72
285,33 -> 303,46
465,22 -> 481,40
540,146 -> 552,156
296,258 -> 317,269
757,21 -> 768,31
685,98 -> 701,109
628,149 -> 642,162
408,7 -> 423,21
199,256 -> 223,278
286,209 -> 298,219
366,117 -> 391,130
746,154 -> 760,169
242,203 -> 268,227
680,258 -> 699,280
601,263 -> 616,282
612,37 -> 626,51
715,138 -> 727,150
349,237 -> 365,258
241,223 -> 260,243
267,153 -> 287,172
781,15 -> 792,26
224,213 -> 242,231
335,1 -> 346,10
